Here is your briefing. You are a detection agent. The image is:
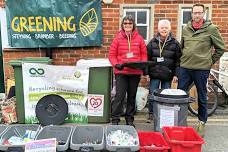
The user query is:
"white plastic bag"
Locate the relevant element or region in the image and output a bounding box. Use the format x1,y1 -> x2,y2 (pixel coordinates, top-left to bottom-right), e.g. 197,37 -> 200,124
136,87 -> 149,111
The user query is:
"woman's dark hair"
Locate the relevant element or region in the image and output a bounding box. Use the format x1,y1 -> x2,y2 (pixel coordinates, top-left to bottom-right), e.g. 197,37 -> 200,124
121,15 -> 136,31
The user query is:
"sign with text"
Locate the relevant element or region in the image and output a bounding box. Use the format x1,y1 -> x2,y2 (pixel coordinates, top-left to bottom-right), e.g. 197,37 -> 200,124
22,63 -> 89,123
88,94 -> 104,116
25,138 -> 56,152
6,0 -> 103,48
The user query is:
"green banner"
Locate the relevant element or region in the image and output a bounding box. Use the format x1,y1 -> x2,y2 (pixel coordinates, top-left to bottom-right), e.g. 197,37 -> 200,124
6,0 -> 103,48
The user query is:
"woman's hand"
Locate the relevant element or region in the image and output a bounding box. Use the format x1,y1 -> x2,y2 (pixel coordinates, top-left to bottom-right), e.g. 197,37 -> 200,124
172,76 -> 178,83
115,64 -> 124,70
141,75 -> 150,82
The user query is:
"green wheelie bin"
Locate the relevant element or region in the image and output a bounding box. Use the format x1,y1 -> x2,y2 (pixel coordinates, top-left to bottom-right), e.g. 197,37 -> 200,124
77,58 -> 112,123
9,57 -> 52,123
88,66 -> 112,123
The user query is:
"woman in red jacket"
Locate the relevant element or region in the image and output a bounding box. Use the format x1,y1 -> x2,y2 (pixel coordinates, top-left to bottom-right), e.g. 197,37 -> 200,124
108,15 -> 147,127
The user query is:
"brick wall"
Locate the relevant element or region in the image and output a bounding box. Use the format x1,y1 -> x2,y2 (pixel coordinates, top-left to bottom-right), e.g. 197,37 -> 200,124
1,0 -> 228,84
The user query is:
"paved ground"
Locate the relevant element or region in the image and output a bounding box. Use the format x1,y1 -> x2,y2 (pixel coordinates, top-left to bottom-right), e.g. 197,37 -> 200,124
65,113 -> 228,152
131,110 -> 228,152
64,106 -> 228,152
133,120 -> 228,152
202,124 -> 228,152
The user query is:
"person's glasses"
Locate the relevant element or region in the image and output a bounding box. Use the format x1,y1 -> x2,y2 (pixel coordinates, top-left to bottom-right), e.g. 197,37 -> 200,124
123,22 -> 133,25
192,12 -> 204,15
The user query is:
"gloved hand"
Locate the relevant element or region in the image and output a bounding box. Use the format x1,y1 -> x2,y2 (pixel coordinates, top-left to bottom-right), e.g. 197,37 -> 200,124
115,64 -> 124,70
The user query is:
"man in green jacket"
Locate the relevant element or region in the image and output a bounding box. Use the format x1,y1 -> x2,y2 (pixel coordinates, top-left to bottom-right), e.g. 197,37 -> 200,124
178,3 -> 225,137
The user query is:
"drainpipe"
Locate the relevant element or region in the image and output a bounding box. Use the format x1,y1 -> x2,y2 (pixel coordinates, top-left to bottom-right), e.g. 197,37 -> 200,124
46,48 -> 53,59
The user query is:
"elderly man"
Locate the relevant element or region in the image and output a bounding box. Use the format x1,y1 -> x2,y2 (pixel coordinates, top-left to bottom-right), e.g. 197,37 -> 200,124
146,19 -> 182,123
178,3 -> 225,137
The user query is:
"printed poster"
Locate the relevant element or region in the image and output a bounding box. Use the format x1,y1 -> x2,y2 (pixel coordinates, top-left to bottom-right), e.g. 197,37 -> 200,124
22,63 -> 89,123
25,138 -> 56,152
87,94 -> 104,116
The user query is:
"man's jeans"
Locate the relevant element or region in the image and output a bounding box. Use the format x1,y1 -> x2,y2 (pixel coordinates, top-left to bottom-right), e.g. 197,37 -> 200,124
148,79 -> 171,114
177,67 -> 210,122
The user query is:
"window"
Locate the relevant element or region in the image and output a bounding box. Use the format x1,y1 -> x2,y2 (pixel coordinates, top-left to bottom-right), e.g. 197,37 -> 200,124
123,9 -> 149,41
181,8 -> 192,31
123,8 -> 150,42
177,5 -> 211,41
0,8 -> 10,49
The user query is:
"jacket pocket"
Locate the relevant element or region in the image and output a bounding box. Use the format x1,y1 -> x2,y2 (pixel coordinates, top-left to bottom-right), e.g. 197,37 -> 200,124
149,65 -> 173,81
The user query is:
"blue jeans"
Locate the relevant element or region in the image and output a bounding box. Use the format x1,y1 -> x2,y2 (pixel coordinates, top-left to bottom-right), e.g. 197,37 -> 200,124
148,79 -> 171,114
177,67 -> 210,123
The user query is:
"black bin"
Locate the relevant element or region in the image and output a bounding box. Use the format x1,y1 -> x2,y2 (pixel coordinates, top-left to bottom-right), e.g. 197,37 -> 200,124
151,89 -> 190,132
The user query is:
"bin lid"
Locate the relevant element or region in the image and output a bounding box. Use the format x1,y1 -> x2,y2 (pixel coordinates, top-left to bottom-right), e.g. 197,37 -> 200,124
76,58 -> 112,67
9,57 -> 52,66
154,89 -> 189,99
35,94 -> 68,126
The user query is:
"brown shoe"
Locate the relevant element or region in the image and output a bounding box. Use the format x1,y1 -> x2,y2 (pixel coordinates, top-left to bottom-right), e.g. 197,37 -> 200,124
196,121 -> 206,138
146,114 -> 153,123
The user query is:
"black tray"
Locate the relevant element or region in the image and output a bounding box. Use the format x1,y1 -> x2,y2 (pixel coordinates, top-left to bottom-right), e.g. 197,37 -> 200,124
122,61 -> 155,70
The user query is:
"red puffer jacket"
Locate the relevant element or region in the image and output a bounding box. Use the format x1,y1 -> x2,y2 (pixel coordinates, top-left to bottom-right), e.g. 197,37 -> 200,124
109,30 -> 147,75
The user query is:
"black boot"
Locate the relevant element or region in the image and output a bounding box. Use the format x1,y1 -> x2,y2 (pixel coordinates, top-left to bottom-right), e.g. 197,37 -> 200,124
126,121 -> 135,128
112,122 -> 119,125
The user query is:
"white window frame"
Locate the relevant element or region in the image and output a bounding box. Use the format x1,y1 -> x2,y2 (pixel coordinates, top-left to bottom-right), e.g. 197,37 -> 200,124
123,9 -> 149,42
0,8 -> 11,49
120,4 -> 154,44
177,4 -> 212,41
181,8 -> 192,29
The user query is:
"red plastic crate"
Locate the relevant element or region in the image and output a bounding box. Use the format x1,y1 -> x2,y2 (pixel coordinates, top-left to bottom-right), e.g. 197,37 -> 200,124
162,126 -> 205,152
138,131 -> 170,152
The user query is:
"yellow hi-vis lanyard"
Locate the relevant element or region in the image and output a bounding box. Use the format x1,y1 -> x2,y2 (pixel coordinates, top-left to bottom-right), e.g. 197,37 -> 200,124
126,33 -> 131,52
159,36 -> 168,57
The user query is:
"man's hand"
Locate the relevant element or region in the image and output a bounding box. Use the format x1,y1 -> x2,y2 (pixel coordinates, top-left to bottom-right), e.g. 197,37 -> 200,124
115,64 -> 124,70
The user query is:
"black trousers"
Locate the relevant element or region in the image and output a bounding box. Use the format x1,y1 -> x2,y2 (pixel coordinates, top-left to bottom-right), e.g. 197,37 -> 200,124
111,74 -> 141,123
